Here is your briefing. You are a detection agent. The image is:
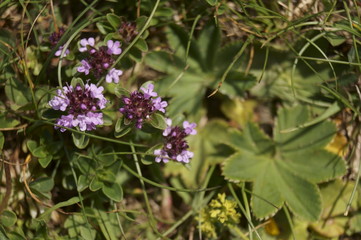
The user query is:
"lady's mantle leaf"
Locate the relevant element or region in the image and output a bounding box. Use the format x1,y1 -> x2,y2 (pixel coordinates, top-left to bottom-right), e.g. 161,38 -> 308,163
222,106 -> 346,221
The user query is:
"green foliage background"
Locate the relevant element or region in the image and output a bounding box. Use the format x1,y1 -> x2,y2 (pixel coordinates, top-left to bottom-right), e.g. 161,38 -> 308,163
0,0 -> 361,239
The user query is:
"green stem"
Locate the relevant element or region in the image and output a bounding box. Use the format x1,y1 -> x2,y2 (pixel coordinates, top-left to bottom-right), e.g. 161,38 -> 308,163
158,209 -> 193,240
17,115 -> 147,147
241,183 -> 253,240
130,141 -> 161,237
63,145 -> 93,237
283,206 -> 295,240
228,183 -> 262,240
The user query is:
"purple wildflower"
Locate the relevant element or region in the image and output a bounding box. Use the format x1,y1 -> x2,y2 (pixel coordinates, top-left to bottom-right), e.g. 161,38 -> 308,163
49,83 -> 107,132
119,84 -> 167,129
55,46 -> 70,57
154,119 -> 197,163
49,27 -> 66,46
107,40 -> 122,55
106,68 -> 123,83
49,27 -> 69,57
77,60 -> 91,75
79,37 -> 95,52
77,38 -> 123,79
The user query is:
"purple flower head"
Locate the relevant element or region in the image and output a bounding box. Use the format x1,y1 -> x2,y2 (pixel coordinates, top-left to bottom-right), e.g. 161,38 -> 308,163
107,40 -> 122,55
141,84 -> 158,99
49,27 -> 70,57
154,119 -> 197,163
77,60 -> 91,75
77,38 -> 122,79
106,68 -> 123,83
49,27 -> 66,46
55,46 -> 70,57
79,37 -> 95,52
119,22 -> 138,42
119,84 -> 167,129
49,83 -> 107,132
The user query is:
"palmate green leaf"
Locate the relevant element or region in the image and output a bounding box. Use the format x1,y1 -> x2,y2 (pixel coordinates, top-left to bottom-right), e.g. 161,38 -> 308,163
282,149 -> 346,183
218,71 -> 257,98
144,51 -> 185,75
222,106 -> 346,221
198,21 -> 221,71
275,105 -> 336,153
165,24 -> 203,70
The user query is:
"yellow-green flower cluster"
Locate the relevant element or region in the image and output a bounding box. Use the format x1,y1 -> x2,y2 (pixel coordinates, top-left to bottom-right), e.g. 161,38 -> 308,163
196,193 -> 241,239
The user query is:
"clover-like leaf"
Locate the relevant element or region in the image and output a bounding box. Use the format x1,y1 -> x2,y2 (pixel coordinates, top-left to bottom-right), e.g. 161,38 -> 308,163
222,106 -> 346,221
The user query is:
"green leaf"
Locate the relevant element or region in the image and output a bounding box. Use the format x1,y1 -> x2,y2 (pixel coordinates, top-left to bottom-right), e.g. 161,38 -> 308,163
102,182 -> 123,202
0,114 -> 20,128
205,0 -> 218,6
32,146 -> 47,158
72,132 -> 90,149
0,132 -> 4,151
27,140 -> 38,152
114,86 -> 130,98
97,170 -> 116,183
166,24 -> 203,70
145,51 -> 185,74
70,77 -> 84,88
65,215 -> 96,240
114,117 -> 131,138
148,113 -> 167,130
5,74 -> 31,109
275,106 -> 336,153
29,177 -> 54,199
0,210 -> 17,227
94,209 -> 119,240
77,175 -> 91,192
75,156 -> 97,176
135,38 -> 148,52
96,146 -> 117,166
222,106 -> 345,221
38,155 -> 53,168
129,47 -> 143,62
198,21 -> 220,71
282,149 -> 346,183
29,177 -> 54,192
89,177 -> 103,191
218,71 -> 256,98
106,13 -> 121,30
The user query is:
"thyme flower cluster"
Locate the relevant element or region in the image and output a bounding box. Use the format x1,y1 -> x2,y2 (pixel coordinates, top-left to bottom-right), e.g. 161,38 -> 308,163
119,84 -> 167,129
49,83 -> 107,132
154,119 -> 197,163
49,34 -> 196,164
49,27 -> 70,57
77,38 -> 123,83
